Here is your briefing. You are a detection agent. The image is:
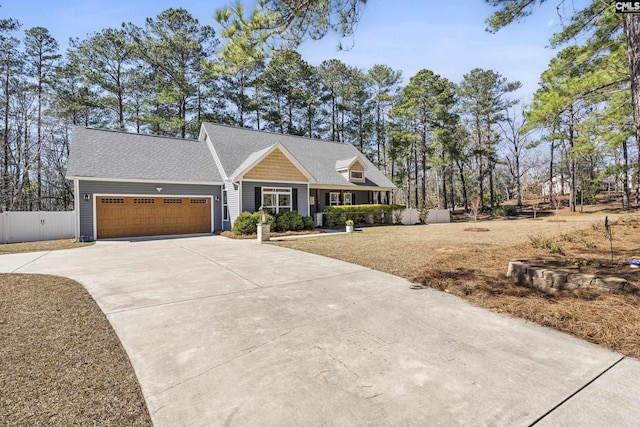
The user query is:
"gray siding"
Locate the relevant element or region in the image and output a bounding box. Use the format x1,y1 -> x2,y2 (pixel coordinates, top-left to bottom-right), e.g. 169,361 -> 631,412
241,181 -> 309,216
78,180 -> 222,239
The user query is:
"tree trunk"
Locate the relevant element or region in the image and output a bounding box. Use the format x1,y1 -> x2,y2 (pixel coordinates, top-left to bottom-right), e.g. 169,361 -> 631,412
568,105 -> 576,212
623,138 -> 630,208
624,14 -> 640,204
456,159 -> 468,210
489,162 -> 495,210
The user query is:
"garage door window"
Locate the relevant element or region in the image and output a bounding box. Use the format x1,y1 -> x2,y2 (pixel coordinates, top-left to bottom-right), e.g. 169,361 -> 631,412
163,198 -> 183,204
101,197 -> 124,204
134,198 -> 155,204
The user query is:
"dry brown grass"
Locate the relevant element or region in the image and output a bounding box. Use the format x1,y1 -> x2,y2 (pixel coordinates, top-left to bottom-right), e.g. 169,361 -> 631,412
0,274 -> 152,426
0,239 -> 93,255
219,230 -> 324,239
275,211 -> 640,358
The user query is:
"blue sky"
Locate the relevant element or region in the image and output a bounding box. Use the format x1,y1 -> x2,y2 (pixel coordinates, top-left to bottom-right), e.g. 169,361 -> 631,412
1,1 -> 584,102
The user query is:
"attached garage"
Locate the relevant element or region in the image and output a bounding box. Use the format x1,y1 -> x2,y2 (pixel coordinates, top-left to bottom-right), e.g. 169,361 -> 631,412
96,196 -> 212,239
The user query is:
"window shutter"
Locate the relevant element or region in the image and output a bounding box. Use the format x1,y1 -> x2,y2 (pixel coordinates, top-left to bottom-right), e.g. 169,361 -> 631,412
255,187 -> 261,212
325,192 -> 330,206
352,192 -> 356,205
292,188 -> 298,212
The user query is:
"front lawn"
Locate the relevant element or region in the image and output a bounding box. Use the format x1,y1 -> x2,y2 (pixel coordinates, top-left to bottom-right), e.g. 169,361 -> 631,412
0,239 -> 93,255
274,212 -> 640,358
0,274 -> 152,425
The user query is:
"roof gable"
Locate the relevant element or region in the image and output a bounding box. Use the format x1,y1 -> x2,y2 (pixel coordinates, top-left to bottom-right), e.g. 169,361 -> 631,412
201,123 -> 394,189
241,145 -> 312,182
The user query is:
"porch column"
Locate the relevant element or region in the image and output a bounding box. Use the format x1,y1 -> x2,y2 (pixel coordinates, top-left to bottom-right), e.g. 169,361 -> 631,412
316,188 -> 320,212
386,191 -> 391,204
368,191 -> 372,204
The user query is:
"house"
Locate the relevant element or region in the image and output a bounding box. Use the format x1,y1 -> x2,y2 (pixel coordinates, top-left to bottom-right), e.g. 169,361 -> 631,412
66,123 -> 395,240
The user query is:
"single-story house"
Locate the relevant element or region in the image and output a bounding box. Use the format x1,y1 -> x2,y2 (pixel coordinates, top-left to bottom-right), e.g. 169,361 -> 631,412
66,122 -> 395,240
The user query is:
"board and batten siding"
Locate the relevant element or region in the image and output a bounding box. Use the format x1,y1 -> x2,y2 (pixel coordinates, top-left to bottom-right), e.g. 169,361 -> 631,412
241,181 -> 308,216
243,148 -> 308,182
223,181 -> 240,231
78,180 -> 222,239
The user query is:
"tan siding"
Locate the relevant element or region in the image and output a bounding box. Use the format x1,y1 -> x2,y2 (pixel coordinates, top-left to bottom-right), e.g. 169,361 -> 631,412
351,161 -> 365,172
244,148 -> 308,182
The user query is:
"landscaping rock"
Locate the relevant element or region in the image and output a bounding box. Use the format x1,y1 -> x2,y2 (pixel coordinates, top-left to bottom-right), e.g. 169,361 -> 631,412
507,259 -> 632,295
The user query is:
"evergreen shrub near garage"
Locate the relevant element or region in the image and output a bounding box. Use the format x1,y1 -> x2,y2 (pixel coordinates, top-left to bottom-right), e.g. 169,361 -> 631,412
324,204 -> 406,227
232,211 -> 315,235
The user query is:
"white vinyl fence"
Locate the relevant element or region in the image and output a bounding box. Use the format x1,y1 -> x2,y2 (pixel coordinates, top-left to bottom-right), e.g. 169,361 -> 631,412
400,208 -> 451,224
0,211 -> 75,244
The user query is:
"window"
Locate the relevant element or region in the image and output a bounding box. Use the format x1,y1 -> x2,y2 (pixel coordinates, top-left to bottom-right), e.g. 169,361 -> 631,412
262,187 -> 292,214
190,199 -> 207,204
163,198 -> 183,204
223,190 -> 229,221
133,198 -> 155,204
329,192 -> 340,206
350,170 -> 364,181
100,198 -> 124,204
343,193 -> 352,205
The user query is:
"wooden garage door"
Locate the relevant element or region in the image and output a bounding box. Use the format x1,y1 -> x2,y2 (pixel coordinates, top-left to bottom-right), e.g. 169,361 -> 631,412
96,196 -> 211,239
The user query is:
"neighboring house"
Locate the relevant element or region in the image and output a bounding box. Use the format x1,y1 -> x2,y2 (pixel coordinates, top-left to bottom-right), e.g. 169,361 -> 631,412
66,123 -> 395,240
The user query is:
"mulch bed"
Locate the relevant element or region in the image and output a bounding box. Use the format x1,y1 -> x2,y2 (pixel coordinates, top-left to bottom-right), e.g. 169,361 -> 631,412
0,274 -> 152,426
409,215 -> 640,359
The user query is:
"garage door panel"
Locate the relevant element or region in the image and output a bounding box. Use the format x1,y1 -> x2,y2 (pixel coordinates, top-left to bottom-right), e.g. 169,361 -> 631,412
96,196 -> 211,239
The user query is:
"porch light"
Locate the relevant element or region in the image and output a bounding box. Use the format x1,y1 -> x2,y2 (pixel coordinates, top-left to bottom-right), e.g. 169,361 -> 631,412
83,194 -> 90,201
258,206 -> 267,223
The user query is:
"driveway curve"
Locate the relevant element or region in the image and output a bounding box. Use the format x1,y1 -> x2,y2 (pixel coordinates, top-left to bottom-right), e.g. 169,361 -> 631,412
2,235 -> 638,426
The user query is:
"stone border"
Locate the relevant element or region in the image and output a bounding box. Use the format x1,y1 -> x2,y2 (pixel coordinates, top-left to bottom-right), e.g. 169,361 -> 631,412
507,259 -> 630,294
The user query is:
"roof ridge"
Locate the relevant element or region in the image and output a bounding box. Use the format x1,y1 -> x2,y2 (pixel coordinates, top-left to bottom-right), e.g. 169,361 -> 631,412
76,126 -> 201,144
203,122 -> 349,145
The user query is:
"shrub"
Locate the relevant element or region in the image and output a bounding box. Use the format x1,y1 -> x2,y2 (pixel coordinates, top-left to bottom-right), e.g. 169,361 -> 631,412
529,234 -> 564,255
285,211 -> 304,231
324,204 -> 406,227
495,205 -> 518,217
232,212 -> 258,235
270,211 -> 310,232
302,215 -> 315,230
232,211 -> 275,235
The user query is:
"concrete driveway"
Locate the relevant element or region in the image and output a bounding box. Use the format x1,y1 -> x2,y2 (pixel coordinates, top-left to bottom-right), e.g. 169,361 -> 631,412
2,235 -> 639,426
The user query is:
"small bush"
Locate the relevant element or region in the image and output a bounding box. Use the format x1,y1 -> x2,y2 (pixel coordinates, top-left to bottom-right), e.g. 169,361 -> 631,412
232,212 -> 258,235
529,234 -> 564,255
303,215 -> 315,230
495,205 -> 518,217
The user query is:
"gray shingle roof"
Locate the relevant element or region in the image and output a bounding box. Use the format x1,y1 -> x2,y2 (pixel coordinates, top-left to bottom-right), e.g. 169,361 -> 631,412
201,123 -> 395,188
67,127 -> 222,183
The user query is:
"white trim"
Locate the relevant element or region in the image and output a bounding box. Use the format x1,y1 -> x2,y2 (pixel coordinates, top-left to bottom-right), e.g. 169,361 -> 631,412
67,176 -> 223,186
261,186 -> 292,214
349,170 -> 365,183
310,185 -> 394,191
222,189 -> 229,222
240,178 -> 309,185
233,143 -> 316,183
238,181 -> 243,216
204,134 -> 230,181
92,193 -> 215,240
74,178 -> 80,241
